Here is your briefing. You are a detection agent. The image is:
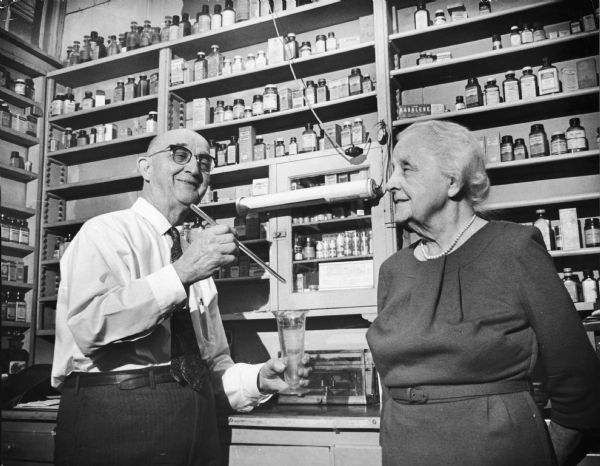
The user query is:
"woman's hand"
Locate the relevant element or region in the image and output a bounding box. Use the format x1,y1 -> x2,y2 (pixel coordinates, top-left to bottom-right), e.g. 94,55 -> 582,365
548,421 -> 583,465
257,354 -> 312,394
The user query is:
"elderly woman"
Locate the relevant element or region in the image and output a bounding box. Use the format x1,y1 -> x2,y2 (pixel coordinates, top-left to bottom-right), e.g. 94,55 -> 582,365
366,120 -> 600,465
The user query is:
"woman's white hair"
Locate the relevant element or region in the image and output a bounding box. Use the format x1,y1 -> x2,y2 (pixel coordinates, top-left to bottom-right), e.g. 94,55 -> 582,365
396,120 -> 490,211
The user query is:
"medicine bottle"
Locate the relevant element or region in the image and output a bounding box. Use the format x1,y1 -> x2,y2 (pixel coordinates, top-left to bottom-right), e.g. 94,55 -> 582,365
582,270 -> 598,303
245,53 -> 256,71
275,138 -> 286,157
362,75 -> 373,92
303,237 -> 316,260
223,105 -> 234,121
584,219 -> 600,247
252,95 -> 264,116
533,208 -> 553,250
244,106 -> 252,118
532,23 -> 546,42
127,22 -> 140,50
233,99 -> 245,119
226,136 -> 238,165
465,77 -> 483,107
140,20 -> 152,46
550,131 -> 567,155
341,121 -> 352,146
51,94 -> 65,116
10,151 -> 24,169
349,68 -> 363,95
500,135 -> 514,162
513,138 -> 528,160
285,33 -> 298,60
492,34 -> 502,50
214,100 -> 225,123
570,19 -> 582,34
305,80 -> 316,105
553,226 -> 562,250
80,35 -> 92,62
263,85 -> 279,113
254,136 -> 266,160
414,2 -> 430,30
256,50 -> 267,68
289,137 -> 298,155
479,0 -> 491,15
326,32 -> 338,51
434,10 -> 446,25
138,74 -> 149,97
179,13 -> 191,37
195,52 -> 207,81
207,45 -> 222,78
222,0 -> 236,27
89,127 -> 97,144
566,118 -> 588,152
529,124 -> 549,157
502,71 -> 521,102
299,41 -> 312,58
510,26 -> 521,46
222,58 -> 232,76
562,268 -> 580,302
302,123 -> 318,152
161,16 -> 171,42
484,78 -> 501,106
151,27 -> 161,45
196,6 -> 211,33
520,24 -> 533,43
146,111 -> 157,133
168,15 -> 180,41
107,35 -> 120,56
76,130 -> 89,146
352,118 -> 365,145
520,66 -> 538,100
236,0 -> 249,22
232,55 -> 244,73
63,93 -> 76,114
81,91 -> 95,110
316,79 -> 329,103
315,34 -> 327,53
211,5 -> 223,30
537,57 -> 560,95
455,95 -> 465,110
124,76 -> 137,100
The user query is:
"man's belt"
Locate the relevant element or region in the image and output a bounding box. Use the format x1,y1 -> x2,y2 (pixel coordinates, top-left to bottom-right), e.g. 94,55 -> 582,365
64,365 -> 175,390
389,380 -> 530,404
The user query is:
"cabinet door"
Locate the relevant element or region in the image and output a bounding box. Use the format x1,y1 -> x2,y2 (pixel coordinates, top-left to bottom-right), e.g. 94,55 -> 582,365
273,148 -> 387,313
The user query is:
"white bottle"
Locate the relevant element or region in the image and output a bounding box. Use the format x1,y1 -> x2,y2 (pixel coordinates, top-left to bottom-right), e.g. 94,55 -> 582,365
582,271 -> 598,303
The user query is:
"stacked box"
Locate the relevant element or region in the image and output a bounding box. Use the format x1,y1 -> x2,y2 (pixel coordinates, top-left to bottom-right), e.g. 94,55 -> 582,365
238,125 -> 256,163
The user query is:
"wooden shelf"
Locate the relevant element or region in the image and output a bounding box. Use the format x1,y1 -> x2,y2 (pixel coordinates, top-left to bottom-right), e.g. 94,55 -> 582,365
391,31 -> 599,90
3,281 -> 33,291
171,42 -> 375,101
46,0 -> 371,88
0,202 -> 36,218
1,242 -> 35,257
0,86 -> 40,108
195,91 -> 377,139
1,321 -> 30,329
42,218 -> 87,235
47,173 -> 141,200
392,87 -> 599,131
389,0 -> 571,55
293,254 -> 373,265
484,192 -> 600,211
486,150 -> 600,171
49,95 -> 158,128
549,247 -> 600,258
0,164 -> 38,182
38,296 -> 57,303
0,126 -> 39,147
47,133 -> 155,165
0,28 -> 62,77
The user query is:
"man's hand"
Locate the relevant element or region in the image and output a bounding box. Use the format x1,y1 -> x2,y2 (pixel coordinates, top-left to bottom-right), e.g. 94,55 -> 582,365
173,224 -> 237,285
258,354 -> 312,394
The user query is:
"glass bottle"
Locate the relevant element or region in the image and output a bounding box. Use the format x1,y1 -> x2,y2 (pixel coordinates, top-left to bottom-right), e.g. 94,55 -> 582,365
299,41 -> 312,58
124,76 -> 137,100
51,93 -> 65,116
349,68 -> 363,96
533,208 -> 553,250
10,151 -> 24,169
263,85 -> 279,113
434,10 -> 446,26
513,138 -> 528,160
207,45 -> 222,78
222,0 -> 236,27
465,77 -> 483,107
89,127 -> 97,144
81,91 -> 95,110
479,0 -> 491,15
151,27 -> 162,45
537,57 -> 560,95
584,218 -> 600,247
245,53 -> 256,71
275,138 -> 286,157
222,58 -> 232,76
197,6 -> 211,33
236,0 -> 250,22
170,15 -> 180,41
304,80 -> 316,105
550,131 -> 568,155
316,79 -> 329,103
194,52 -> 207,81
107,35 -> 120,56
414,1 -> 430,29
233,98 -> 245,119
484,78 -> 501,106
520,66 -> 538,100
492,34 -> 502,50
341,121 -> 352,146
255,50 -> 267,68
566,117 -> 589,152
138,74 -> 149,96
302,123 -> 318,152
582,270 -> 598,303
18,219 -> 29,245
521,23 -> 534,43
76,130 -> 89,146
502,71 -> 521,103
510,26 -> 521,46
161,16 -> 172,42
127,22 -> 140,50
96,36 -> 107,58
214,100 -> 225,123
533,23 -> 547,42
64,93 -> 76,114
562,268 -> 580,302
285,33 -> 299,60
223,105 -> 234,121
146,111 -> 158,133
243,106 -> 252,118
529,124 -> 549,157
64,46 -> 73,66
252,94 -> 264,115
212,4 -> 223,29
80,35 -> 92,62
553,226 -> 562,250
113,81 -> 125,103
226,136 -> 238,165
232,55 -> 244,73
455,95 -> 465,110
352,117 -> 365,144
140,20 -> 152,47
69,41 -> 81,66
289,137 -> 298,155
254,136 -> 266,160
326,32 -> 338,51
315,34 -> 327,53
500,135 -> 514,162
180,13 -> 192,37
118,34 -> 126,52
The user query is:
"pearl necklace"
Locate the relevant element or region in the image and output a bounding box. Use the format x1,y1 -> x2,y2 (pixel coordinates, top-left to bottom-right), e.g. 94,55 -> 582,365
420,214 -> 477,260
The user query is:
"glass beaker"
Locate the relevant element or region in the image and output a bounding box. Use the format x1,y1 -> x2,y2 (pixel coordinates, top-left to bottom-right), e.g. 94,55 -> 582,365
273,310 -> 308,395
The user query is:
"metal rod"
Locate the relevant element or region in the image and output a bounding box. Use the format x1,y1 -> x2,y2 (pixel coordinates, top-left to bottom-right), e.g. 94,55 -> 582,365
190,204 -> 287,284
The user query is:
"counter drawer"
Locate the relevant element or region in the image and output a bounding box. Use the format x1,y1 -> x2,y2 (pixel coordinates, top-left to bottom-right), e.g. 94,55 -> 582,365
229,445 -> 330,466
1,420 -> 55,463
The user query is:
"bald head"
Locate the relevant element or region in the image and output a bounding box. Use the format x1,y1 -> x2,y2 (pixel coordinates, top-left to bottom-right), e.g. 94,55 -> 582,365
146,128 -> 211,159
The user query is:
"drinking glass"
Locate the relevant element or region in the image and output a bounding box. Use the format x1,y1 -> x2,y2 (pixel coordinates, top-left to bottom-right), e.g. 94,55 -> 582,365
273,310 -> 308,395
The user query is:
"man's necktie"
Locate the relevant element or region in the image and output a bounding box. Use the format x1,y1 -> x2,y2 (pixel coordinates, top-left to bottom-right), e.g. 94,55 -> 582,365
167,227 -> 208,391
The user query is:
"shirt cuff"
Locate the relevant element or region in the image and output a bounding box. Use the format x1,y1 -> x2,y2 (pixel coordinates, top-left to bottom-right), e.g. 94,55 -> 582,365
146,264 -> 187,312
222,362 -> 272,412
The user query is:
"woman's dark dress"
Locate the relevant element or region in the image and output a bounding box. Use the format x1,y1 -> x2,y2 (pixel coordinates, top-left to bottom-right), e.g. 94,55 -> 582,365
366,221 -> 600,466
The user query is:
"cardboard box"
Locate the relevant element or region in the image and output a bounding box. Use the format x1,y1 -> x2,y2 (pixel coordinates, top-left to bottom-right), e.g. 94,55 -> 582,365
350,170 -> 367,181
192,98 -> 210,129
292,87 -> 305,108
323,123 -> 341,149
576,57 -> 598,89
397,104 -> 431,118
338,36 -> 360,49
561,67 -> 579,92
279,87 -> 292,111
328,77 -> 349,100
235,185 -> 253,198
485,134 -> 500,163
267,37 -> 285,65
430,103 -> 446,114
325,174 -> 337,185
104,123 -> 118,141
559,208 -> 581,250
238,125 -> 256,163
359,15 -> 374,42
252,178 -> 269,196
171,58 -> 185,85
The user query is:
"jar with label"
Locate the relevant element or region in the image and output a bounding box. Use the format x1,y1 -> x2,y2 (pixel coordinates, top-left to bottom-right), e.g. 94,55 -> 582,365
570,19 -> 582,34
76,130 -> 89,146
138,74 -> 149,96
10,151 -> 24,169
465,77 -> 483,107
274,138 -> 286,157
299,41 -> 312,58
284,34 -> 296,60
255,50 -> 267,68
537,58 -> 560,95
0,102 -> 10,128
222,0 -> 235,27
434,10 -> 446,25
502,71 -> 521,102
500,135 -> 514,162
222,58 -> 232,76
252,94 -> 264,116
510,26 -> 521,46
479,0 -> 491,14
226,136 -> 238,165
243,106 -> 252,118
352,118 -> 365,144
520,66 -> 538,99
254,136 -> 266,160
14,78 -> 26,96
533,23 -> 547,41
124,76 -> 137,100
349,68 -> 363,96
263,85 -> 279,113
521,24 -> 534,43
582,270 -> 598,303
245,53 -> 256,71
232,55 -> 244,73
214,101 -> 225,123
161,16 -> 171,42
326,32 -> 337,51
533,208 -> 553,250
81,91 -> 95,110
566,117 -> 589,152
305,80 -> 316,105
207,45 -> 222,78
233,99 -> 245,119
455,95 -> 465,110
146,111 -> 157,133
302,237 -> 316,260
529,124 -> 549,157
196,6 -> 211,33
513,138 -> 528,159
484,78 -> 501,106
562,268 -> 580,302
550,131 -> 567,155
341,121 -> 352,146
315,34 -> 327,53
223,105 -> 234,121
584,218 -> 600,247
316,79 -> 329,103
414,1 -> 430,29
302,123 -> 318,152
289,137 -> 298,155
194,52 -> 207,81
492,34 -> 502,50
51,94 -> 65,116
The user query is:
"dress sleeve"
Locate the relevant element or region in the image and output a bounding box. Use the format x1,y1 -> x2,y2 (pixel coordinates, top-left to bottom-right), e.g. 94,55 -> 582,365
516,227 -> 600,429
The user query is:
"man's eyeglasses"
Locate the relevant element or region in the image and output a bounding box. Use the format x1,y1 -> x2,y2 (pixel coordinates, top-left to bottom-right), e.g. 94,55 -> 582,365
147,144 -> 213,174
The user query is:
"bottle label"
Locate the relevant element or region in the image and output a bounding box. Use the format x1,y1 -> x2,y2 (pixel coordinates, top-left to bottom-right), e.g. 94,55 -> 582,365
485,89 -> 500,105
585,228 -> 600,247
1,224 -> 9,239
521,79 -> 537,99
567,137 -> 588,151
465,87 -> 481,106
226,146 -> 237,164
253,145 -> 265,160
15,302 -> 26,321
539,70 -> 559,94
352,125 -> 364,144
263,94 -> 278,112
503,82 -> 520,102
551,139 -> 568,155
302,133 -> 317,151
10,227 -> 20,242
529,134 -> 547,157
19,229 -> 29,245
500,144 -> 513,162
583,280 -> 598,303
414,11 -> 428,29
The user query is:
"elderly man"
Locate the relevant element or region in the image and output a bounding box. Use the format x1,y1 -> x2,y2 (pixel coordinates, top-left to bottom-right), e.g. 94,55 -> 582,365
52,129 -> 298,465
